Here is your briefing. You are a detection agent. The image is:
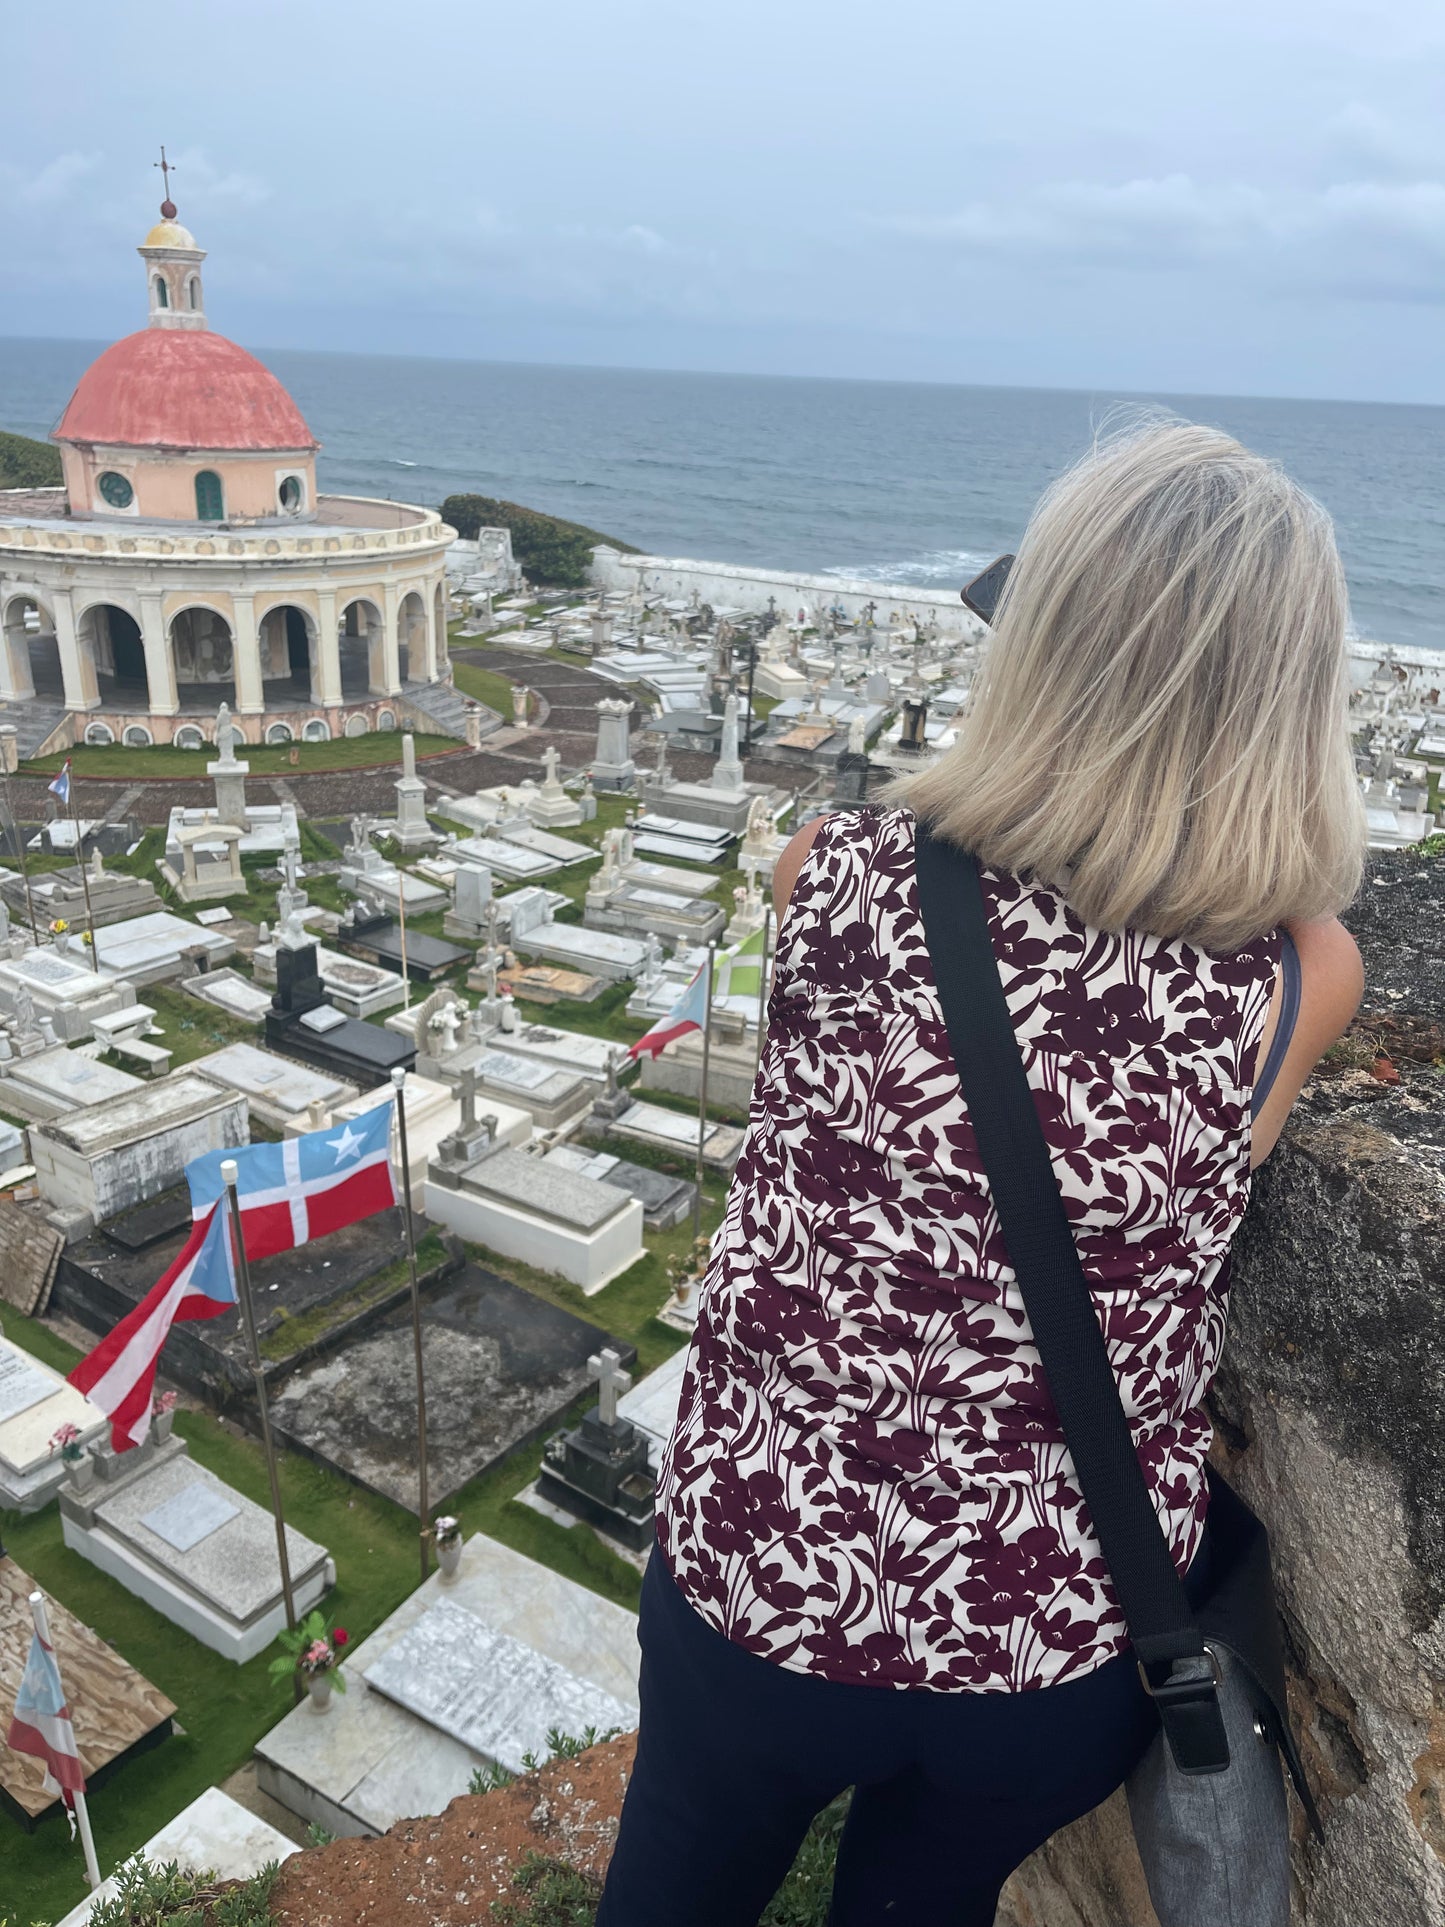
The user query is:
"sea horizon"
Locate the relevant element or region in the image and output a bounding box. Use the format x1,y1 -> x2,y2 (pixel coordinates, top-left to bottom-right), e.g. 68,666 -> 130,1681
3,335 -> 1440,652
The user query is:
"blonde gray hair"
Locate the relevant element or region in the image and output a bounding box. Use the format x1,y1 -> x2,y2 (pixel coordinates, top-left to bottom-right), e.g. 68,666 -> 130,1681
893,419 -> 1365,950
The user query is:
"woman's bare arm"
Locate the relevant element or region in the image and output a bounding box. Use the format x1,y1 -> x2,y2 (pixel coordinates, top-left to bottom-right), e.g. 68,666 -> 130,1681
1250,917 -> 1364,1166
772,815 -> 829,922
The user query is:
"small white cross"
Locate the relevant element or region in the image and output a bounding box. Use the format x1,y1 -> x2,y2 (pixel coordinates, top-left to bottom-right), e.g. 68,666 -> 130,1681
588,1347 -> 632,1428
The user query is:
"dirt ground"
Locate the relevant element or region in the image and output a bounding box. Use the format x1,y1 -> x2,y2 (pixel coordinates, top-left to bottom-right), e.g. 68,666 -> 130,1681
270,1734 -> 636,1925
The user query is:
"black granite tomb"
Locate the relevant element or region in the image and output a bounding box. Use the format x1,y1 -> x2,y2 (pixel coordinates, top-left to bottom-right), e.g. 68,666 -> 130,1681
538,1403 -> 657,1553
264,934 -> 415,1084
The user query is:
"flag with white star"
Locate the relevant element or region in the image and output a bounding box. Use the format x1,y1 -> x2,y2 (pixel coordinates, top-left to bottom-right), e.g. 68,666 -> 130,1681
184,1098 -> 399,1259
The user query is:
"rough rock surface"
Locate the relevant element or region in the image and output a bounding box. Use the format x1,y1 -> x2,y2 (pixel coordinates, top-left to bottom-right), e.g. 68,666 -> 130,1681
1001,845 -> 1445,1927
270,1735 -> 635,1926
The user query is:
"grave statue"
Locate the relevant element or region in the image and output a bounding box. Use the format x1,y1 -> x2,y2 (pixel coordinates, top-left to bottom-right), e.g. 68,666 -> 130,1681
643,932 -> 662,983
848,714 -> 867,755
214,703 -> 243,765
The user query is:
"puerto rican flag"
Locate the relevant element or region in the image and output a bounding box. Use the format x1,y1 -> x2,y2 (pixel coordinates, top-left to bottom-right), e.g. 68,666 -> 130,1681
628,957 -> 711,1060
47,759 -> 72,807
6,1621 -> 85,1807
68,1205 -> 235,1450
185,1099 -> 398,1260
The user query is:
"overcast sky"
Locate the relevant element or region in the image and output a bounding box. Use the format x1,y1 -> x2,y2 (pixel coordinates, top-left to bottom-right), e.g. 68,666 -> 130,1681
4,1 -> 1443,403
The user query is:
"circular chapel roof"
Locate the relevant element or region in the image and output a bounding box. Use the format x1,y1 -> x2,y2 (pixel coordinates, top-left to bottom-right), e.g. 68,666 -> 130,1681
54,329 -> 318,453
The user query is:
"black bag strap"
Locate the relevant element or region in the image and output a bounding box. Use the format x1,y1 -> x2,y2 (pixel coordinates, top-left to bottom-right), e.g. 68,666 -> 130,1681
915,826 -> 1229,1762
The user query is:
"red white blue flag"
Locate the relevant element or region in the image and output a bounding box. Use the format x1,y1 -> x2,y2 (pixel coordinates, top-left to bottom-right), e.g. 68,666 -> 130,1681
6,1621 -> 85,1805
628,956 -> 711,1060
185,1098 -> 398,1260
68,1205 -> 235,1450
47,760 -> 72,807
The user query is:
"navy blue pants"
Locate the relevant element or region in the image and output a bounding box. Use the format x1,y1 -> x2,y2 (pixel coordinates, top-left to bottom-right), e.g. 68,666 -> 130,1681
597,1544 -> 1207,1927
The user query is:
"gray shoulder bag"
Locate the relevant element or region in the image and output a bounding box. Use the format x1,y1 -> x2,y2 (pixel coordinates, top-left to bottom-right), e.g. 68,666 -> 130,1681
915,828 -> 1321,1927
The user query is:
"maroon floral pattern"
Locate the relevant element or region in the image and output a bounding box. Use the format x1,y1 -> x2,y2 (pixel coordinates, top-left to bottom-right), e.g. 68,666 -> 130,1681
656,807 -> 1279,1692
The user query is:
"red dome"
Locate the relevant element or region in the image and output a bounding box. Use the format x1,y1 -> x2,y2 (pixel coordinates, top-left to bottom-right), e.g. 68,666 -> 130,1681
54,329 -> 317,452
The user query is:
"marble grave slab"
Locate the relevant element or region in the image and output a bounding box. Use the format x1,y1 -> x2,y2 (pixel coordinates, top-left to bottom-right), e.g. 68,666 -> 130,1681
363,1596 -> 635,1776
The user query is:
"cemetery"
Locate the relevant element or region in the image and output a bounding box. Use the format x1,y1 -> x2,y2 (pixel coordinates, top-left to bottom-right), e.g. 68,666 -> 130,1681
5,579 -> 1433,1927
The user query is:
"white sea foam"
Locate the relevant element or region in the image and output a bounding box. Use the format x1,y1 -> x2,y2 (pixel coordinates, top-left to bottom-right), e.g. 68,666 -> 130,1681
821,548 -> 996,587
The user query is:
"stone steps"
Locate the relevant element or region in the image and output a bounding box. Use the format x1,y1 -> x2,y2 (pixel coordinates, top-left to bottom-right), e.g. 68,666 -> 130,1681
401,679 -> 499,743
0,698 -> 72,761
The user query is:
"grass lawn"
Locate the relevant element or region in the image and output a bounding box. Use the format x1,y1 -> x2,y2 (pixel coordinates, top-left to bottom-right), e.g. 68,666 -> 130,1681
451,658 -> 521,717
19,734 -> 462,783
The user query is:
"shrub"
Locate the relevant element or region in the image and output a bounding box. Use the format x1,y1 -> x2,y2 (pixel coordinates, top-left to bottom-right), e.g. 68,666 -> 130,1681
85,1854 -> 281,1925
0,428 -> 62,490
439,495 -> 638,589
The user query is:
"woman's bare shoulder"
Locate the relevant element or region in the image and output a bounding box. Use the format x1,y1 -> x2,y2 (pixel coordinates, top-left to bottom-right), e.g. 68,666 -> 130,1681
772,814 -> 832,920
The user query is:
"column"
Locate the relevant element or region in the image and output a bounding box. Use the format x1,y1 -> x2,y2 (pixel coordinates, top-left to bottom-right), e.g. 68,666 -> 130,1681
314,587 -> 341,708
381,581 -> 401,695
0,614 -> 35,701
366,601 -> 387,696
420,581 -> 439,683
138,593 -> 177,714
231,594 -> 264,715
53,591 -> 100,711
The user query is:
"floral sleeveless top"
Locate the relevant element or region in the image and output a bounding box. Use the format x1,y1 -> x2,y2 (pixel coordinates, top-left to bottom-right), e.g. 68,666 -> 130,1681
656,806 -> 1280,1693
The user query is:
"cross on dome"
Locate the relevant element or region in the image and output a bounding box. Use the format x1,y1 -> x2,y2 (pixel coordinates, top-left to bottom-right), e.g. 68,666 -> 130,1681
153,143 -> 177,219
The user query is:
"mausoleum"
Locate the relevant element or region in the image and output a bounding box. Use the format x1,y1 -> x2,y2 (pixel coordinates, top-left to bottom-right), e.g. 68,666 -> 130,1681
0,185 -> 461,755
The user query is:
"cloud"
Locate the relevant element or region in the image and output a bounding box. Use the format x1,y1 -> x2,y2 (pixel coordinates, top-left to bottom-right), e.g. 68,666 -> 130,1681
871,144 -> 1445,300
3,151 -> 101,206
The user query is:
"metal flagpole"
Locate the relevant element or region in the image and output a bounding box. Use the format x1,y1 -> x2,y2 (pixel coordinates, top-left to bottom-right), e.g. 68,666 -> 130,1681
754,902 -> 772,1069
0,733 -> 40,944
691,944 -> 717,1240
28,1591 -> 101,1891
65,777 -> 100,968
390,1068 -> 430,1581
222,1161 -> 300,1694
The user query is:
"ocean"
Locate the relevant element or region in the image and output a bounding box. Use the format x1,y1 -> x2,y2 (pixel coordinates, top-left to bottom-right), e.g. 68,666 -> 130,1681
2,337 -> 1440,651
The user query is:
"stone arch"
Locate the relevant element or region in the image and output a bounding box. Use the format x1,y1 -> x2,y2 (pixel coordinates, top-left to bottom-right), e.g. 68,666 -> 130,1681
338,596 -> 384,699
168,604 -> 236,711
77,601 -> 147,703
397,590 -> 426,684
0,591 -> 52,701
258,601 -> 318,702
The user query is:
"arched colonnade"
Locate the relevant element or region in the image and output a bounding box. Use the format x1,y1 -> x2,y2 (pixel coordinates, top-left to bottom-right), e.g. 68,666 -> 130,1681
0,580 -> 443,715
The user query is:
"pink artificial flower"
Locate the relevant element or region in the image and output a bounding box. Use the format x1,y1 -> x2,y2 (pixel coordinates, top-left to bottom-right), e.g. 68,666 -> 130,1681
303,1639 -> 331,1669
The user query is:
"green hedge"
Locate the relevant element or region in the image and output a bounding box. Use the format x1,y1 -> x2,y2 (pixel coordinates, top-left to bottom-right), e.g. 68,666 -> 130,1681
0,428 -> 62,490
440,494 -> 638,589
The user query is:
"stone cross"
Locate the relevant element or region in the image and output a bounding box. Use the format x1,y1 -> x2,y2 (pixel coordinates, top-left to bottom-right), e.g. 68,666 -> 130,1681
588,1346 -> 633,1428
541,744 -> 562,789
282,842 -> 300,891
458,1063 -> 478,1131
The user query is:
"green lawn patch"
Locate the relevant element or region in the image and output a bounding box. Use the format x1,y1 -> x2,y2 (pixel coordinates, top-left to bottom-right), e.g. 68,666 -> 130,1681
451,659 -> 520,717
19,735 -> 461,782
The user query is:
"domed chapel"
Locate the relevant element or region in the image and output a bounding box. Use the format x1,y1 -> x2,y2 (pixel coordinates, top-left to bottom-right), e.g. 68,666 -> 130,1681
0,180 -> 457,752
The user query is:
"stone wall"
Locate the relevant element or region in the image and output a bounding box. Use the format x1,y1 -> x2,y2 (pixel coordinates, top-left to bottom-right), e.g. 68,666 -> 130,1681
588,544 -> 986,640
1001,843 -> 1445,1925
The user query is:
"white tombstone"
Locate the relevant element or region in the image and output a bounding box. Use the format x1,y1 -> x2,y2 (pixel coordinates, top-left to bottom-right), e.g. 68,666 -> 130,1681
393,733 -> 438,854
592,697 -> 636,792
710,692 -> 746,794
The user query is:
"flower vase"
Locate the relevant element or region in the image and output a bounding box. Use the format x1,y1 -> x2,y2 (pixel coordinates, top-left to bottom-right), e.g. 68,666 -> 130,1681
437,1535 -> 463,1578
307,1671 -> 333,1712
151,1411 -> 175,1445
67,1453 -> 96,1494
